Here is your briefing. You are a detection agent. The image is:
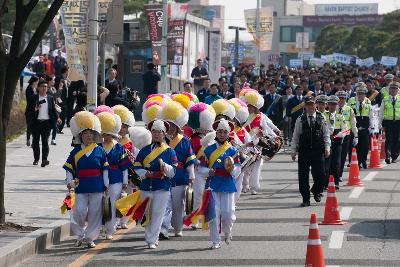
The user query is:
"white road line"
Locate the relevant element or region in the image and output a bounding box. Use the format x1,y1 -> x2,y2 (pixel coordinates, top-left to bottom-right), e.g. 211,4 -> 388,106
340,207 -> 353,220
329,231 -> 345,249
349,187 -> 364,199
363,171 -> 378,181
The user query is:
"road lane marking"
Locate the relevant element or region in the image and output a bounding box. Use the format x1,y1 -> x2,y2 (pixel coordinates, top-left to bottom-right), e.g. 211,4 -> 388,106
67,222 -> 136,267
329,231 -> 345,249
340,207 -> 352,220
363,171 -> 378,181
349,187 -> 364,199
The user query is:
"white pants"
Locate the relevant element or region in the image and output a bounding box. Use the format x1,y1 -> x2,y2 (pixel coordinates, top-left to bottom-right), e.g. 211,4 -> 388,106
141,190 -> 170,245
209,192 -> 235,244
243,158 -> 263,191
192,170 -> 206,227
161,185 -> 186,234
119,183 -> 134,226
71,192 -> 103,242
234,173 -> 244,204
105,183 -> 122,235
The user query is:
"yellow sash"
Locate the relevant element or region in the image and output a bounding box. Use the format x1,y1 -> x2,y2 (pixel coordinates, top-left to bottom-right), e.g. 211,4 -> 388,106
208,141 -> 231,169
291,91 -> 313,114
143,143 -> 169,168
368,90 -> 379,102
104,140 -> 117,152
74,143 -> 97,166
169,134 -> 184,149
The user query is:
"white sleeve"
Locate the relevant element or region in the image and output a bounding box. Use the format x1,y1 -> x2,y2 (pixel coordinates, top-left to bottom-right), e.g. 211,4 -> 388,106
103,170 -> 109,188
290,117 -> 302,153
350,109 -> 358,137
132,147 -> 140,158
197,166 -> 210,177
163,163 -> 176,178
244,130 -> 252,144
123,169 -> 128,184
66,171 -> 73,184
186,164 -> 195,180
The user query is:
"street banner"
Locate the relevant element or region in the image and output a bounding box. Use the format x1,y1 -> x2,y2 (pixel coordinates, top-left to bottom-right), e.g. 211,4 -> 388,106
321,54 -> 334,62
144,4 -> 163,65
208,32 -> 221,85
167,3 -> 188,65
381,56 -> 398,67
244,7 -> 273,51
356,57 -> 375,67
60,0 -> 112,81
309,57 -> 326,67
289,59 -> 303,68
295,32 -> 309,49
145,3 -> 188,65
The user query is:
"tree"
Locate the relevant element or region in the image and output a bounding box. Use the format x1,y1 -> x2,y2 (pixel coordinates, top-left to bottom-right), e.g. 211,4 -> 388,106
384,32 -> 400,58
314,24 -> 351,57
365,31 -> 391,59
124,0 -> 147,16
377,9 -> 400,33
0,0 -> 64,224
342,25 -> 372,58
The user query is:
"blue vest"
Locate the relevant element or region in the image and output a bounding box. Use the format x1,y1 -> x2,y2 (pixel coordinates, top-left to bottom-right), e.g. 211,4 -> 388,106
104,143 -> 131,184
203,142 -> 240,193
169,136 -> 196,187
134,144 -> 177,192
63,145 -> 109,194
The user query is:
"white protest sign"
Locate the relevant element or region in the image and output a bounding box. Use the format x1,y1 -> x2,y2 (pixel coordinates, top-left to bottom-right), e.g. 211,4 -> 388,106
381,56 -> 398,67
309,57 -> 326,67
333,53 -> 352,64
289,59 -> 303,68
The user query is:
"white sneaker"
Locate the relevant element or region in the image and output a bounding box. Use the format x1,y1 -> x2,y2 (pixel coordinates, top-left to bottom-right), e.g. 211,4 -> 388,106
225,234 -> 232,245
250,190 -> 258,195
148,244 -> 157,249
210,243 -> 221,249
121,224 -> 128,229
242,188 -> 249,193
74,239 -> 82,247
106,235 -> 113,240
87,241 -> 96,248
191,224 -> 199,230
175,231 -> 183,237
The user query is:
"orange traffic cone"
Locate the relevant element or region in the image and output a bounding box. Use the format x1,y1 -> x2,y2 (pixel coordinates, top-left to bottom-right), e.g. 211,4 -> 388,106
305,213 -> 325,267
347,148 -> 364,186
380,133 -> 386,160
369,135 -> 383,169
320,176 -> 345,225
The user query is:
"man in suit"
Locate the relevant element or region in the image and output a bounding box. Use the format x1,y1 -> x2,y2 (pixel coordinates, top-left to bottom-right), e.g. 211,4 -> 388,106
286,85 -> 305,136
219,81 -> 234,99
27,80 -> 59,167
260,83 -> 280,113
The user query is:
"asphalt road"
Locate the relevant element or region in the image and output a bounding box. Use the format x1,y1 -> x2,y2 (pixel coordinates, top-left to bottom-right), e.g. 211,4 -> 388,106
17,150 -> 400,267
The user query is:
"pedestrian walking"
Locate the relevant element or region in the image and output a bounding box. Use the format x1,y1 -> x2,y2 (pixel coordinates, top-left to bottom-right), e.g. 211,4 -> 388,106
24,76 -> 39,147
291,96 -> 330,207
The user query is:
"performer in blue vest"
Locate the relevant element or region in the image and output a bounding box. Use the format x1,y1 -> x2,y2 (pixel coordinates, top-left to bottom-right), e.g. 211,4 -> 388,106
158,101 -> 196,238
63,111 -> 109,248
199,119 -> 241,249
96,111 -> 131,240
133,119 -> 178,249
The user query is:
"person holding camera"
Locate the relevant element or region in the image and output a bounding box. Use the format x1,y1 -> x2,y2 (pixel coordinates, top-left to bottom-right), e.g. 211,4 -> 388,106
105,82 -> 139,110
27,80 -> 59,167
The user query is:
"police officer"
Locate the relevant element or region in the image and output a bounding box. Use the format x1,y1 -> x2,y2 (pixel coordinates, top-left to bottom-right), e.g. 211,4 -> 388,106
379,81 -> 400,164
335,91 -> 358,181
315,94 -> 328,113
380,74 -> 395,100
324,95 -> 347,189
348,85 -> 374,169
291,96 -> 331,207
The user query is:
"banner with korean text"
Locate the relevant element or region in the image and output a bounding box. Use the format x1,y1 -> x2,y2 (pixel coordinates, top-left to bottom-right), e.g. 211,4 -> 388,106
244,7 -> 273,51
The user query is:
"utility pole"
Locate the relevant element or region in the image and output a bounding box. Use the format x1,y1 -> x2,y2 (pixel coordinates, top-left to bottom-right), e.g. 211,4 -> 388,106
160,0 -> 168,93
228,26 -> 245,69
255,0 -> 261,70
87,0 -> 99,111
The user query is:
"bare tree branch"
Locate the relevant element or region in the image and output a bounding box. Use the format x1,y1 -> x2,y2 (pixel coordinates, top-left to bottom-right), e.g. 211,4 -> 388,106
17,0 -> 64,69
23,0 -> 39,15
9,0 -> 25,57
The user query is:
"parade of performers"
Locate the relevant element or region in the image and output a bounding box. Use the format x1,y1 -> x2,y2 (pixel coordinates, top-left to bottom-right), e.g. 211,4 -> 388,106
61,65 -> 397,249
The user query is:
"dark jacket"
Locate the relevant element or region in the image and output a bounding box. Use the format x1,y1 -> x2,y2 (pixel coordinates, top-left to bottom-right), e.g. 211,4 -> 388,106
142,70 -> 161,95
190,67 -> 208,86
26,94 -> 59,125
261,93 -> 281,114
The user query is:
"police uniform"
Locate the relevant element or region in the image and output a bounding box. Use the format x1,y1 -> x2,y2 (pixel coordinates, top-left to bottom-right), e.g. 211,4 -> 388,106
380,74 -> 394,100
335,91 -> 358,180
324,95 -> 347,188
291,96 -> 331,206
379,82 -> 400,163
347,86 -> 374,168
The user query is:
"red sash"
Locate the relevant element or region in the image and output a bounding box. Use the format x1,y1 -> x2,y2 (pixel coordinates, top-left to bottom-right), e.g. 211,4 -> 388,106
245,114 -> 261,132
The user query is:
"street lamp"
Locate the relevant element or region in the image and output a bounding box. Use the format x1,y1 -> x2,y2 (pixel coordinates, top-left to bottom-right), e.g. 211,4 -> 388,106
228,26 -> 246,68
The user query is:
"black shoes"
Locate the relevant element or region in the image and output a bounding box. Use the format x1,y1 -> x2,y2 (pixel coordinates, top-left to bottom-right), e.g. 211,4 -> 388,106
158,232 -> 169,240
33,161 -> 38,165
385,158 -> 391,164
51,140 -> 56,145
41,160 -> 50,167
57,131 -> 64,134
392,158 -> 397,163
26,139 -> 31,147
300,201 -> 310,207
362,162 -> 368,169
313,194 -> 321,203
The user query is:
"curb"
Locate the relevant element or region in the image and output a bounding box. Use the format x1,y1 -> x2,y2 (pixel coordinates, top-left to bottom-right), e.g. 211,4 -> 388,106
0,220 -> 70,267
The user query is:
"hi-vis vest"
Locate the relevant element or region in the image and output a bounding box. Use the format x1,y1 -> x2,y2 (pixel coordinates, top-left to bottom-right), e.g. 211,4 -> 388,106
324,111 -> 345,136
383,95 -> 400,121
339,105 -> 352,130
381,87 -> 389,100
348,97 -> 372,117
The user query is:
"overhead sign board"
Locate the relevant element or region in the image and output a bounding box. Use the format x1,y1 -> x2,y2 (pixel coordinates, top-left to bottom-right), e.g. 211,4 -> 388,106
315,4 -> 378,16
303,15 -> 383,27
